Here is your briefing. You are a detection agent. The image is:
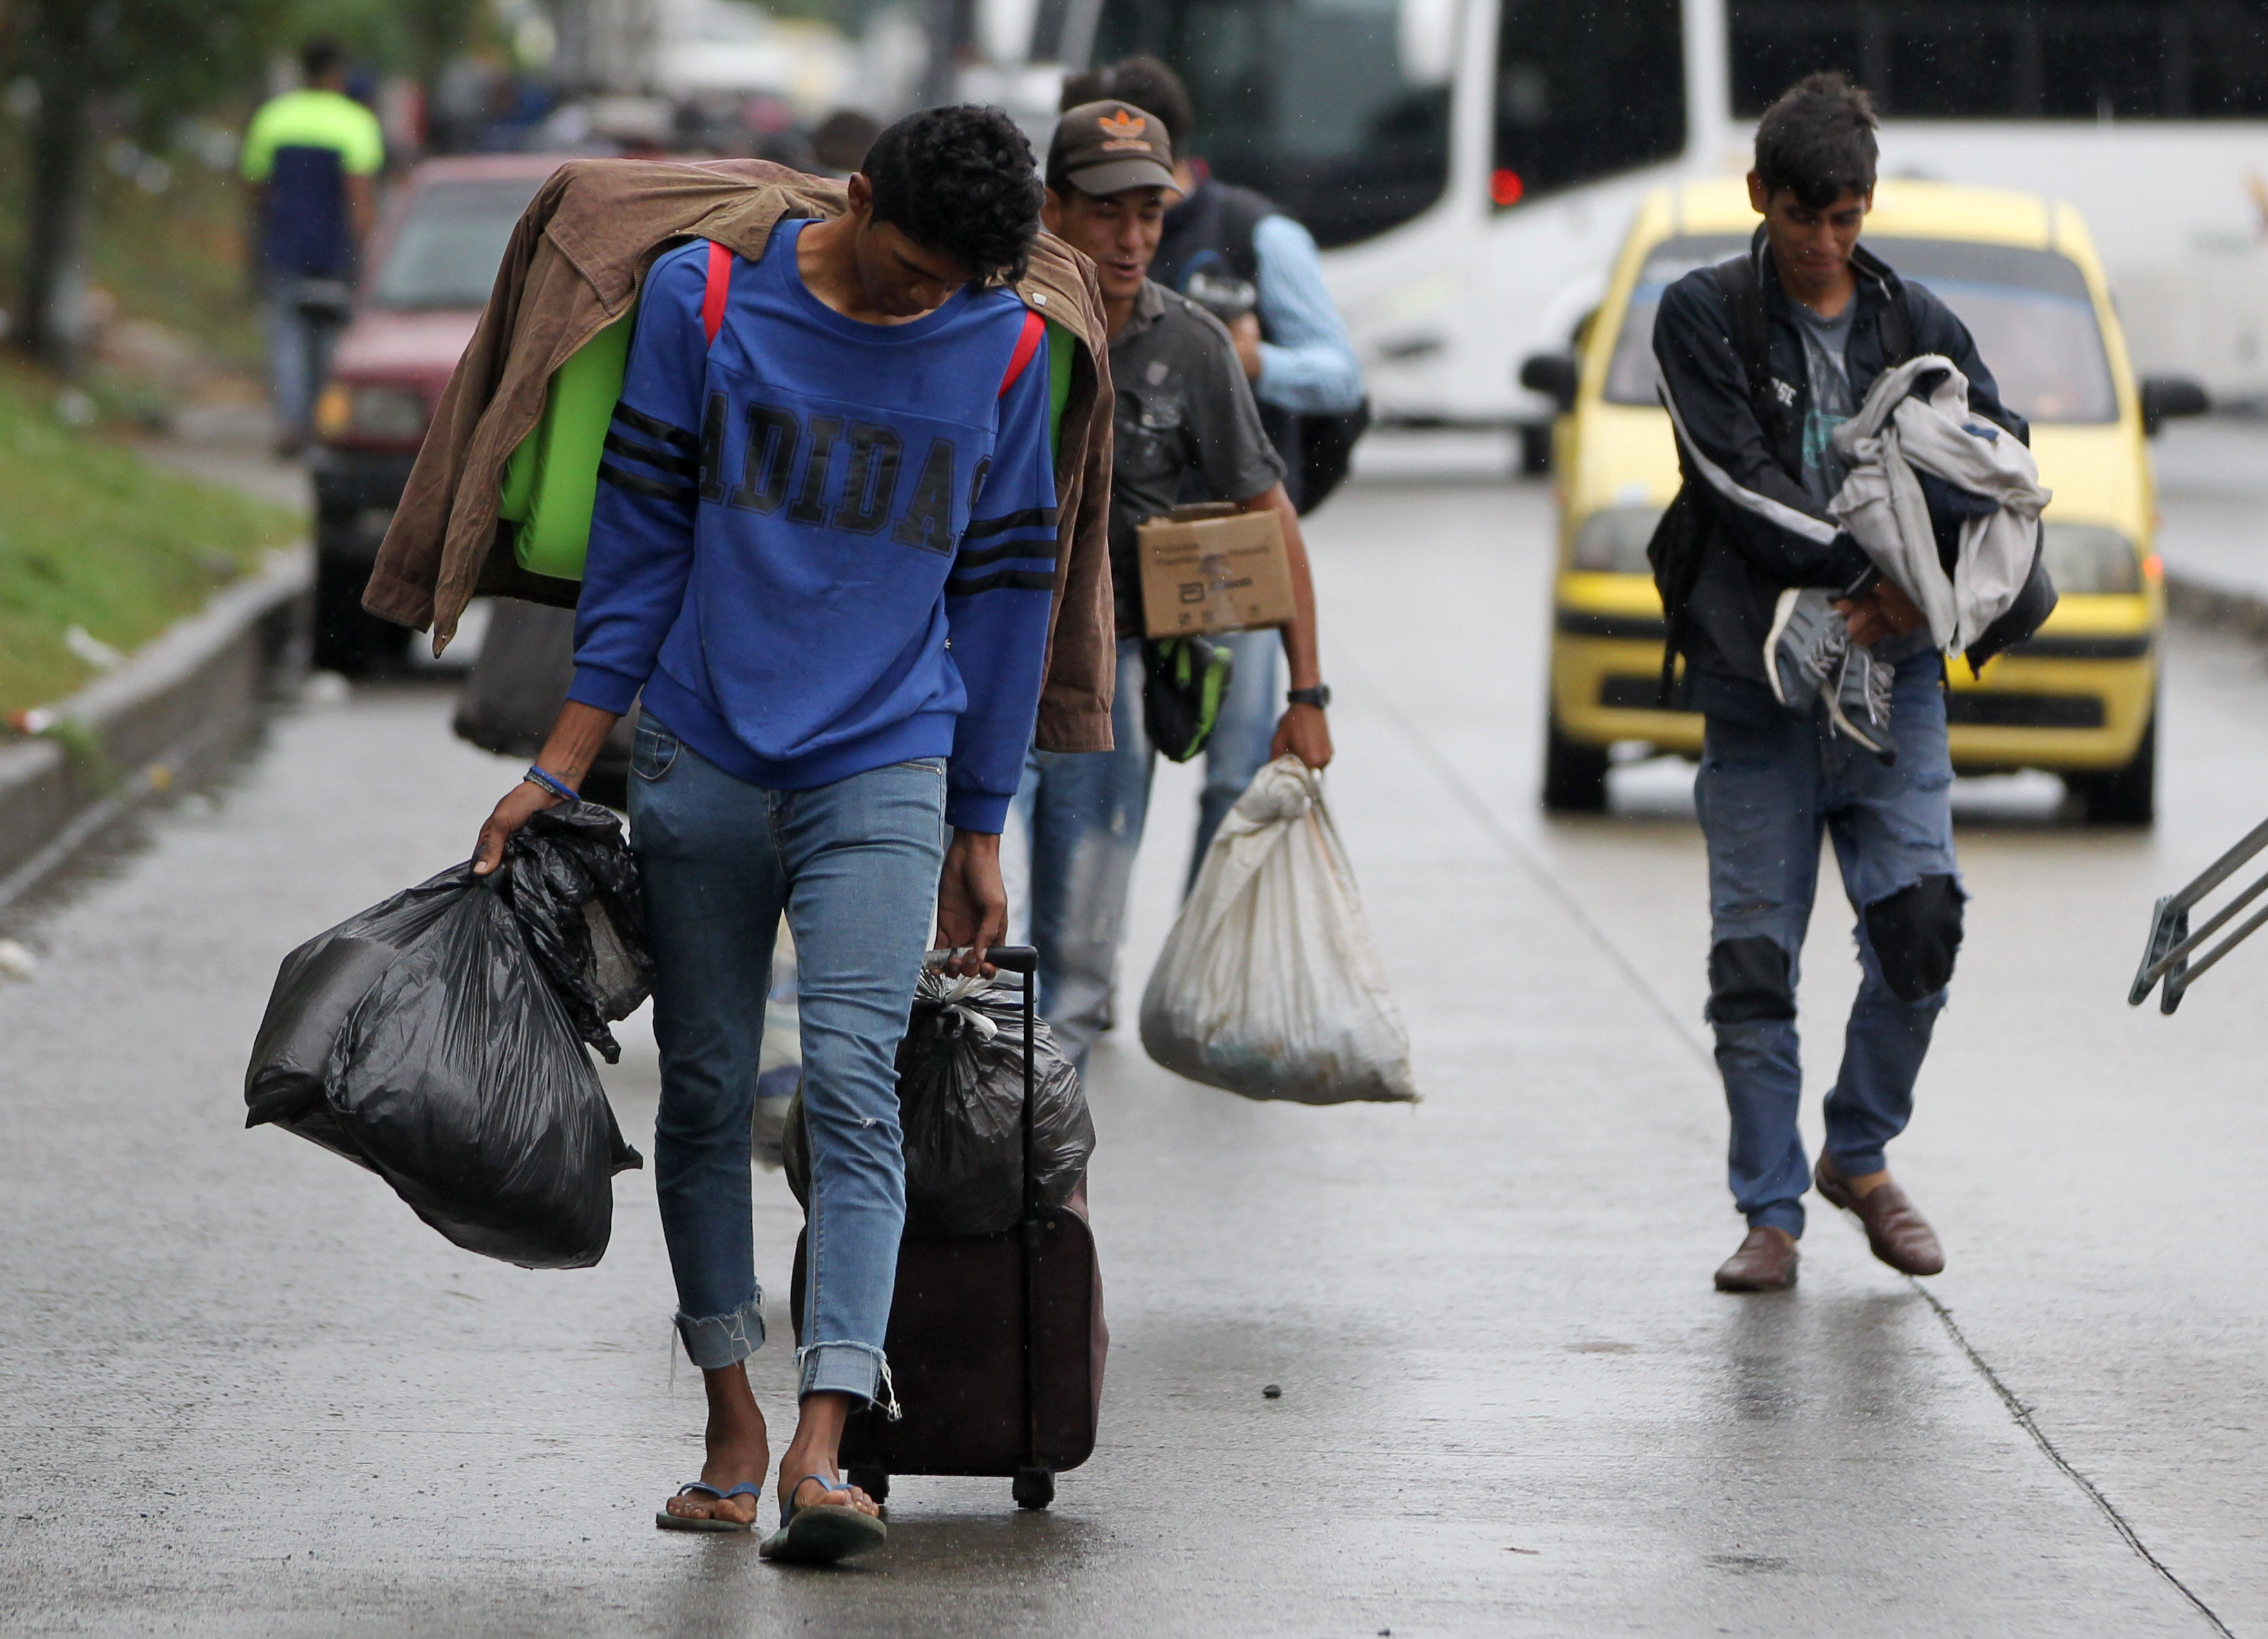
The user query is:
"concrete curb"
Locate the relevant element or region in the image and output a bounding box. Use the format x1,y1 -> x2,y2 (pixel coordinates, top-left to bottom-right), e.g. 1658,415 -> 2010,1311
2164,568 -> 2268,647
0,547 -> 311,914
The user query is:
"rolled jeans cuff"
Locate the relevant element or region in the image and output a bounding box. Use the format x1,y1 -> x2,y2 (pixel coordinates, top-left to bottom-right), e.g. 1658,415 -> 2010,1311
797,1340 -> 885,1404
676,1298 -> 765,1369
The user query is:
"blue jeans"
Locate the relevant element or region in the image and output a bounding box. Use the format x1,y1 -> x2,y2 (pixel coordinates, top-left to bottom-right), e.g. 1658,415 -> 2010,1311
1694,651 -> 1962,1238
1189,628 -> 1281,890
629,720 -> 947,1401
1017,637 -> 1152,1067
263,281 -> 341,442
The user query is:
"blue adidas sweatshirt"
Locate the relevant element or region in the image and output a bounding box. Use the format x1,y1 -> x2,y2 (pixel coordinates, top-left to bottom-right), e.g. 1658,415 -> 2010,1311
568,222 -> 1059,833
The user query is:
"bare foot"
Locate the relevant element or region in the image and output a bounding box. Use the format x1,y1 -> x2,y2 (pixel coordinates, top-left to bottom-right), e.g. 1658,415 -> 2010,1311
663,1363 -> 770,1527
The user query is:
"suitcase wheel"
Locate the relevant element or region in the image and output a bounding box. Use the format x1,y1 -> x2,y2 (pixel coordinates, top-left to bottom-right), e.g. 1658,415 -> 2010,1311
1012,1467 -> 1055,1511
847,1466 -> 889,1506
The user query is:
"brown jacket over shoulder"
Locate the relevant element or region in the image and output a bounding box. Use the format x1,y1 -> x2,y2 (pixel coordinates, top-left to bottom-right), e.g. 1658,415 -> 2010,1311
362,158 -> 1116,754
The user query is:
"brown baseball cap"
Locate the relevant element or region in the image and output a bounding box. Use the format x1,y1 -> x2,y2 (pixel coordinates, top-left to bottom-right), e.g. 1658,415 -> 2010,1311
1048,100 -> 1179,198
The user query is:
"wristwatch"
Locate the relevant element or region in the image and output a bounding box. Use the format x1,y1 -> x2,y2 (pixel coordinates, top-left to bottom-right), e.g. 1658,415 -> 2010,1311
1287,684 -> 1332,710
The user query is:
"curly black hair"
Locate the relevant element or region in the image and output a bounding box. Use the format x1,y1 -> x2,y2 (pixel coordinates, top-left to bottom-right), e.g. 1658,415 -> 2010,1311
863,104 -> 1044,287
1755,72 -> 1878,211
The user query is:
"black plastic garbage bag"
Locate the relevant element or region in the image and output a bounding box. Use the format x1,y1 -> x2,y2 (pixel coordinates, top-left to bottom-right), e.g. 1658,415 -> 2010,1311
784,974 -> 1093,1239
498,802 -> 654,1063
243,803 -> 646,1269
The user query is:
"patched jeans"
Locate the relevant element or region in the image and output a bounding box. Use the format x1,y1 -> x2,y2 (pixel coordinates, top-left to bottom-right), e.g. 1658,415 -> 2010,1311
630,720 -> 945,1402
1017,637 -> 1153,1068
1694,650 -> 1965,1238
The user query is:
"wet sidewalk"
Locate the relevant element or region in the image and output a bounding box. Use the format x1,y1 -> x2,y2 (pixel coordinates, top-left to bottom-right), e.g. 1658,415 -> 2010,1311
1,464 -> 2261,1635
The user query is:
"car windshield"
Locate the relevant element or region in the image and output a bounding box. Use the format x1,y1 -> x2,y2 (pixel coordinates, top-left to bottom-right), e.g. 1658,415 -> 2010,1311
368,176 -> 550,310
1603,234 -> 2119,424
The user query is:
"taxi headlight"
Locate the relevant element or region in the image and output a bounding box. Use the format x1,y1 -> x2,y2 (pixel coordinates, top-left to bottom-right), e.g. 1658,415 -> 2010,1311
1570,505 -> 1663,574
316,383 -> 428,443
2039,523 -> 2142,594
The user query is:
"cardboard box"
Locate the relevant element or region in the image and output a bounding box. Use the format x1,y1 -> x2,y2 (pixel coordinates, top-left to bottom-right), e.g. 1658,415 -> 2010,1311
1135,502 -> 1297,638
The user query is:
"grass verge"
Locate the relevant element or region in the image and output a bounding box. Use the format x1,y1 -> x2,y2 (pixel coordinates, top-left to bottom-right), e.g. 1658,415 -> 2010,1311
0,359 -> 301,719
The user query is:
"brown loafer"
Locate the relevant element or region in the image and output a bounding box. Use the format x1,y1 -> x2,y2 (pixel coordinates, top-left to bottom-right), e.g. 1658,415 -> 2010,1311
1714,1226 -> 1799,1292
1815,1156 -> 1945,1276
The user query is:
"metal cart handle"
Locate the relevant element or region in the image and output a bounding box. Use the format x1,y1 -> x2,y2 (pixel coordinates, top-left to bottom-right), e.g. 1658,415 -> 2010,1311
2130,816 -> 2268,1013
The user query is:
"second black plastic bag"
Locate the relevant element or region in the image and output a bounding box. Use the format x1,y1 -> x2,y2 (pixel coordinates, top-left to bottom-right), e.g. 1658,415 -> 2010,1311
784,972 -> 1093,1238
243,804 -> 648,1269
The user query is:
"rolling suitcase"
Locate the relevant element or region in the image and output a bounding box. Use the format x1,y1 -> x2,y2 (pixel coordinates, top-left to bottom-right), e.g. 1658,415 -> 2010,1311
789,946 -> 1106,1511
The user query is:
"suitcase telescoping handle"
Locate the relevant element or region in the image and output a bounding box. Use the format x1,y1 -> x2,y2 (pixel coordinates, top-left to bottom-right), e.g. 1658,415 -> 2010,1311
922,945 -> 1037,974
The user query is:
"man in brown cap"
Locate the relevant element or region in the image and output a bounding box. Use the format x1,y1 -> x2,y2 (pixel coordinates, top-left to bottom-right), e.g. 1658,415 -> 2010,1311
1015,100 -> 1333,1068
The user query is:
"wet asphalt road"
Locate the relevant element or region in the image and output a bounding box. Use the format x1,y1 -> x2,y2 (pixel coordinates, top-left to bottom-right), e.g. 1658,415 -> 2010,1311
4,441 -> 2266,1636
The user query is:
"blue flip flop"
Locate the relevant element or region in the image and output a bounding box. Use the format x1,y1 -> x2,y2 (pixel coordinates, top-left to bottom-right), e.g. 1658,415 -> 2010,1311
757,1472 -> 888,1564
655,1479 -> 763,1533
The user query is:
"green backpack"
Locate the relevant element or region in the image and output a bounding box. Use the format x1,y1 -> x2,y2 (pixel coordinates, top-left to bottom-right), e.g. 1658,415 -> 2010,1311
498,240 -> 1074,582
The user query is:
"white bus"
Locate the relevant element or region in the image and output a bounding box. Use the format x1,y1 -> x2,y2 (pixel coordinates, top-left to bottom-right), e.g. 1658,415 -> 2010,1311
1042,0 -> 2268,446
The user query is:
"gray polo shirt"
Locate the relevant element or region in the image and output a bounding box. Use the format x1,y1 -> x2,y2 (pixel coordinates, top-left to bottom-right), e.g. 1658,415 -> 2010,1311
1107,278 -> 1285,635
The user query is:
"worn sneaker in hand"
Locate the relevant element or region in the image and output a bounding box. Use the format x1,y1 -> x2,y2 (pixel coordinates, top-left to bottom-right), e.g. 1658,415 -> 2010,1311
1827,643 -> 1897,764
1766,587 -> 1848,713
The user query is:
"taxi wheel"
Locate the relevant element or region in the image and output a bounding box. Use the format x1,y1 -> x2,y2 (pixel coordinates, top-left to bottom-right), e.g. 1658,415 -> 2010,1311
1542,712 -> 1609,813
2071,710 -> 2156,826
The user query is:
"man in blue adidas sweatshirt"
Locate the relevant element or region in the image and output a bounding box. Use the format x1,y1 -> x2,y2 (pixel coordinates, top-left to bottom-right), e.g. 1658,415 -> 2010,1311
472,106 -> 1057,1562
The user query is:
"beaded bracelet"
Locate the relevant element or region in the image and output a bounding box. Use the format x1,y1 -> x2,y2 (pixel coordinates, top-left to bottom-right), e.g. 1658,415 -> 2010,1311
523,764 -> 580,804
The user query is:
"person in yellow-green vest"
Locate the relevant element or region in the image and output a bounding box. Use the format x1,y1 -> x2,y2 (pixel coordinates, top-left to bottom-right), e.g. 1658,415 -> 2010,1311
240,39 -> 384,456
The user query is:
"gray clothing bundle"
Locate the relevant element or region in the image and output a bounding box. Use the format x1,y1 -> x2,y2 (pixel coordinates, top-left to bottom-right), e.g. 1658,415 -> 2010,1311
1828,353 -> 2052,654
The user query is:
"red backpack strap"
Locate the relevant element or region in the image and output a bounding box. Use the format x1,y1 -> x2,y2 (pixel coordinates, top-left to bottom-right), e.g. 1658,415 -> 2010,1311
701,240 -> 733,346
998,310 -> 1045,397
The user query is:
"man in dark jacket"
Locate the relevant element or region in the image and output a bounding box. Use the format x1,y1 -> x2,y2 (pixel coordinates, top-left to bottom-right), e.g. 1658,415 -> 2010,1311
1653,73 -> 2030,1294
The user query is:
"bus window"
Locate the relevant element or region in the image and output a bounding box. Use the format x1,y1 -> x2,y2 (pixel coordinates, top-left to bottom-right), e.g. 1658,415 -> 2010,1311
1492,0 -> 1685,211
1731,1 -> 2268,120
1604,236 -> 2118,426
1091,0 -> 1453,248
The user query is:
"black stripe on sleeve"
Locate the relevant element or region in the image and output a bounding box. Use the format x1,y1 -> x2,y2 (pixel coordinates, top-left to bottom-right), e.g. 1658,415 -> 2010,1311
954,536 -> 1061,572
598,462 -> 697,503
612,403 -> 699,451
603,430 -> 699,479
945,568 -> 1057,597
963,506 -> 1059,542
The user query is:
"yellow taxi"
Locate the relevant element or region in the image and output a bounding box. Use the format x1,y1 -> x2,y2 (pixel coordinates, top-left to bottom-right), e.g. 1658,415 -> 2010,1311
1530,178 -> 2204,824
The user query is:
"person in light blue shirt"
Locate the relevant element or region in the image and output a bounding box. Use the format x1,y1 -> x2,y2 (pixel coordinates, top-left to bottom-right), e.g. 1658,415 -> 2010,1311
1240,211 -> 1368,415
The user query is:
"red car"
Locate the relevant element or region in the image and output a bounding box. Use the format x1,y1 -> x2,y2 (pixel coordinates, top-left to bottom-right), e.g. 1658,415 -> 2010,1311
310,154 -> 565,672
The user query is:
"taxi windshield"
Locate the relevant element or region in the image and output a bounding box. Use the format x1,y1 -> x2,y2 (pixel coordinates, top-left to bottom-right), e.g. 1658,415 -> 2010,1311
1603,234 -> 2119,425
368,176 -> 549,310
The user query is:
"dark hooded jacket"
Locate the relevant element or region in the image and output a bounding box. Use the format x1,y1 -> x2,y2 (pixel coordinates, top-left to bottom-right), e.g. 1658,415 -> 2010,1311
1652,227 -> 2051,723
